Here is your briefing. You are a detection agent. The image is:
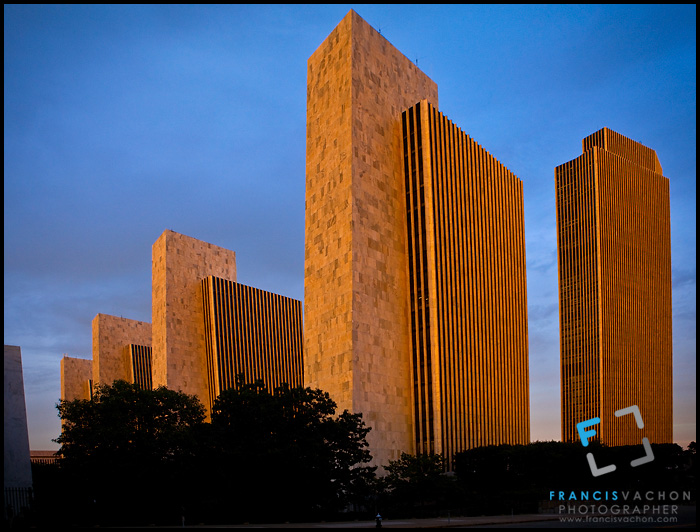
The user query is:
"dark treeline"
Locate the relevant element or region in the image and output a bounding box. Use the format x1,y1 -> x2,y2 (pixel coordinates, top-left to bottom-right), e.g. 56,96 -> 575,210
25,381 -> 696,527
450,440 -> 695,516
33,379 -> 375,527
374,441 -> 695,519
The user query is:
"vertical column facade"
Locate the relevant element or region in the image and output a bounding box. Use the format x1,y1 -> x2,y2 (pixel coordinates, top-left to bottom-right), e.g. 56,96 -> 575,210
556,128 -> 672,445
305,10 -> 438,467
126,345 -> 153,391
151,230 -> 237,410
403,102 -> 530,468
555,148 -> 602,442
202,276 -> 304,411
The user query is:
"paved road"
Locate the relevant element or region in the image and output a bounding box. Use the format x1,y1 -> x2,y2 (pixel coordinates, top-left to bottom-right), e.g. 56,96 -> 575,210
183,514 -> 557,528
179,505 -> 695,528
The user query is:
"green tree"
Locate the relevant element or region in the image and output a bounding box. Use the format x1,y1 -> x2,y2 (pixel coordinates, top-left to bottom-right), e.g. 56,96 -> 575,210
55,380 -> 206,526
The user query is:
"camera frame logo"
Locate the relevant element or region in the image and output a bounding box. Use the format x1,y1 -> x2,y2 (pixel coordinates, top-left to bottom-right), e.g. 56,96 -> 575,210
576,405 -> 655,477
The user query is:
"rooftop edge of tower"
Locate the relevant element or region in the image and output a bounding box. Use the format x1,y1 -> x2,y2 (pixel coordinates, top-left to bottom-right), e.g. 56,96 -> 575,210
582,127 -> 663,174
308,9 -> 438,94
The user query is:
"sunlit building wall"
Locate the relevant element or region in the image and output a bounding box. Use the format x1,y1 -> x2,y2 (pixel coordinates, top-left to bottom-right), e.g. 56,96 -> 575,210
60,230 -> 301,417
305,10 -> 530,469
304,10 -> 439,468
556,127 -> 672,445
92,313 -> 151,387
402,102 -> 530,468
60,356 -> 93,401
202,276 -> 303,411
151,229 -> 237,410
60,343 -> 151,401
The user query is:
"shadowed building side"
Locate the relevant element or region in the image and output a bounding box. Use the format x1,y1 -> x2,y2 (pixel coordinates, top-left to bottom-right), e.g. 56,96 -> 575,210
556,127 -> 672,446
4,345 -> 33,517
3,345 -> 32,496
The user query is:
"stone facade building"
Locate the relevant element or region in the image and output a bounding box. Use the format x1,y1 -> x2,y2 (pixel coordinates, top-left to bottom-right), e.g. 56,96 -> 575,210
60,230 -> 303,415
304,11 -> 530,469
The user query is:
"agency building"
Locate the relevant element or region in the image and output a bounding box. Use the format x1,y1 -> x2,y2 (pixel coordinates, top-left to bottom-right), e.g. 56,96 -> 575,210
61,230 -> 303,415
555,127 -> 672,446
202,275 -> 304,408
304,11 -> 530,469
61,318 -> 155,402
402,101 -> 529,465
94,314 -> 153,391
60,355 -> 94,401
61,315 -> 152,401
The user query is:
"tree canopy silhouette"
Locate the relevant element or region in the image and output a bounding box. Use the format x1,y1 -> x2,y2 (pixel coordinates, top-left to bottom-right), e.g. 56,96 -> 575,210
55,380 -> 206,525
380,452 -> 461,517
53,378 -> 376,525
205,378 -> 375,522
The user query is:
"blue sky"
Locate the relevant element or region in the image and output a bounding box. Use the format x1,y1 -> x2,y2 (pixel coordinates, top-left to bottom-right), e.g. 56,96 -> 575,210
4,4 -> 696,452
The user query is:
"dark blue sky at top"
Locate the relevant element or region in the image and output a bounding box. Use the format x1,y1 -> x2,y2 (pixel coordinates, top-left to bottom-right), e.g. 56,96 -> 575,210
4,4 -> 696,451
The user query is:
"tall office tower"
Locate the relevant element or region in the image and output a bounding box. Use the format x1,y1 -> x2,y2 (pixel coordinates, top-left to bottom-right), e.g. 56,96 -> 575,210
92,314 -> 151,387
305,10 -> 530,468
402,102 -> 529,468
305,10 -> 438,468
555,127 -> 672,445
60,356 -> 93,401
202,276 -> 304,410
151,230 -> 237,409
